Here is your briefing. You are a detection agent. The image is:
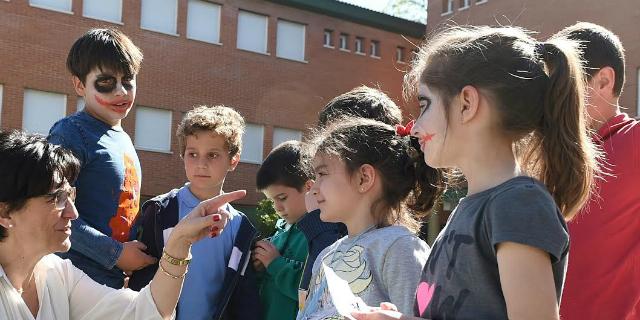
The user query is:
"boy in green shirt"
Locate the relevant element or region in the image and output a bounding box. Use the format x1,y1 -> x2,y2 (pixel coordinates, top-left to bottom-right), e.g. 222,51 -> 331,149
253,141 -> 313,320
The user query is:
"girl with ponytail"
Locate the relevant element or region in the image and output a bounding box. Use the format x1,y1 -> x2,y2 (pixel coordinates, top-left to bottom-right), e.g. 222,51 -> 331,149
296,117 -> 442,319
352,26 -> 600,320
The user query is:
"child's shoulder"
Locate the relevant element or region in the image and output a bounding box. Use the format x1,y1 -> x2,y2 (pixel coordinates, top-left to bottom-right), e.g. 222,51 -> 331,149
51,111 -> 95,131
487,176 -> 555,207
368,225 -> 415,240
326,226 -> 421,253
225,203 -> 246,219
145,188 -> 180,206
362,226 -> 426,252
49,112 -> 85,136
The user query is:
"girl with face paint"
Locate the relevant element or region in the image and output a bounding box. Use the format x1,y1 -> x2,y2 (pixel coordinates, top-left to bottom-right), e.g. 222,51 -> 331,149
351,26 -> 601,320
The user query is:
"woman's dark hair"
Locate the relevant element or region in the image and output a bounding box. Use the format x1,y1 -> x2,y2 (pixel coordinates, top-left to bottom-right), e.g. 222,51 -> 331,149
404,26 -> 601,219
256,140 -> 314,191
311,118 -> 442,233
67,28 -> 143,83
0,130 -> 80,240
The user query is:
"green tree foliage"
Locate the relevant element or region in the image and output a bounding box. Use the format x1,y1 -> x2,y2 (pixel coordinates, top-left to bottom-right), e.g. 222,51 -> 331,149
385,0 -> 427,24
256,198 -> 280,236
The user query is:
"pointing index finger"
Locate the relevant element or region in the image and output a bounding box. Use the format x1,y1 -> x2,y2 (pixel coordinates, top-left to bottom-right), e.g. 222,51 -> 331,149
201,190 -> 247,216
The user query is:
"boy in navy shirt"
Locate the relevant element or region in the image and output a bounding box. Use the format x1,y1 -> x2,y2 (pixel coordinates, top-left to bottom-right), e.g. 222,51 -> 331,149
48,28 -> 155,288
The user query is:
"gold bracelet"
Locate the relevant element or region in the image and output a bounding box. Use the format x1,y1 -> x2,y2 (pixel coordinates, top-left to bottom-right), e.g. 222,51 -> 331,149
159,260 -> 187,280
162,249 -> 192,266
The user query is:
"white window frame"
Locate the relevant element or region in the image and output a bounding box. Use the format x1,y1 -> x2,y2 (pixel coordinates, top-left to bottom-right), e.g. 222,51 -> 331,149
240,123 -> 264,164
355,37 -> 364,55
76,96 -> 84,112
22,89 -> 67,135
237,10 -> 269,55
339,33 -> 349,51
134,106 -> 173,153
29,0 -> 72,14
396,47 -> 405,63
442,0 -> 454,15
272,127 -> 302,149
82,0 -> 123,24
370,40 -> 380,58
476,0 -> 488,4
459,0 -> 470,10
187,0 -> 222,44
276,19 -> 306,62
323,30 -> 334,48
140,0 -> 179,36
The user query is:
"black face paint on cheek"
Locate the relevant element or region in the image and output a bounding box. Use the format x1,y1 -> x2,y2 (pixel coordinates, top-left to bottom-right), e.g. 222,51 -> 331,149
94,76 -> 117,93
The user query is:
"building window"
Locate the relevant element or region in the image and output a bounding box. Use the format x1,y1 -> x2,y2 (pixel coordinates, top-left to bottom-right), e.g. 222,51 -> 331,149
237,10 -> 268,54
134,107 -> 173,152
339,33 -> 349,51
141,0 -> 177,35
187,0 -> 221,44
272,127 -> 302,150
29,0 -> 72,13
355,37 -> 364,54
442,0 -> 454,15
241,123 -> 264,164
396,46 -> 405,62
370,40 -> 380,58
276,20 -> 306,62
476,0 -> 488,4
459,0 -> 470,9
323,29 -> 334,48
23,89 -> 67,135
76,96 -> 84,111
83,0 -> 122,23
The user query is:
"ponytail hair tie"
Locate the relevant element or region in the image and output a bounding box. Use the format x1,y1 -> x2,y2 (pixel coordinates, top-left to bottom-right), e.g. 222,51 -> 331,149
395,120 -> 414,137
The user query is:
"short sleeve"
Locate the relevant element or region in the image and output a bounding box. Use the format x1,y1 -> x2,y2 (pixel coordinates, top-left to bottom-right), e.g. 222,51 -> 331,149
484,182 -> 569,262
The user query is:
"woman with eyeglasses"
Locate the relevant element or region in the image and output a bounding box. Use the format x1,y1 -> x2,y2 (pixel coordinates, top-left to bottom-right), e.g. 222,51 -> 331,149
0,130 -> 246,319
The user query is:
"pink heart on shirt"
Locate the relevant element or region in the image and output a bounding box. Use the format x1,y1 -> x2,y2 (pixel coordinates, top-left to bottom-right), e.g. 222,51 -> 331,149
416,282 -> 435,315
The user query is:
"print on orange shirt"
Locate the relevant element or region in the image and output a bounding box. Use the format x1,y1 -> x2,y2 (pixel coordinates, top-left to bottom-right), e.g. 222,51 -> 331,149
109,153 -> 140,242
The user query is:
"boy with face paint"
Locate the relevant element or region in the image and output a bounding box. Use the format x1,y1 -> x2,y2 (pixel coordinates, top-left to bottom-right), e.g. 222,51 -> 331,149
47,28 -> 155,289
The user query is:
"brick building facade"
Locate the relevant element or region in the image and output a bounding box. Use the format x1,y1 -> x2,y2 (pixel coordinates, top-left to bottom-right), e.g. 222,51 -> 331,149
427,0 -> 639,117
0,0 -> 424,207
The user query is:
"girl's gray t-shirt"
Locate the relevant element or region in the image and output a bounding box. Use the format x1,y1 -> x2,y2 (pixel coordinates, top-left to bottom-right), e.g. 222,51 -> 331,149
415,176 -> 569,319
298,226 -> 429,319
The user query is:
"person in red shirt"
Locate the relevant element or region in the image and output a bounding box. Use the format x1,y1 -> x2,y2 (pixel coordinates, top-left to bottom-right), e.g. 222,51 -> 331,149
552,22 -> 640,320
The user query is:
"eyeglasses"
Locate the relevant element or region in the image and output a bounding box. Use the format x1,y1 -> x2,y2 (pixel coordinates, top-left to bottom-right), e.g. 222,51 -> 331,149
46,187 -> 76,210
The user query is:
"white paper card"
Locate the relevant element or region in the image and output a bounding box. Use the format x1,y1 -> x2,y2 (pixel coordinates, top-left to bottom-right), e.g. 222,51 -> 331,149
322,263 -> 370,319
228,246 -> 242,271
241,250 -> 251,276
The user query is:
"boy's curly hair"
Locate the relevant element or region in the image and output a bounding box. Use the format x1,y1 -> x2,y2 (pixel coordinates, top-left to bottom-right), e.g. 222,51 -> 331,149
176,105 -> 245,158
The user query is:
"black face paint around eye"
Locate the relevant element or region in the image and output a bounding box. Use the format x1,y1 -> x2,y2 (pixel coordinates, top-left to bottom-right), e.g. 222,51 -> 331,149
94,76 -> 117,93
122,81 -> 133,91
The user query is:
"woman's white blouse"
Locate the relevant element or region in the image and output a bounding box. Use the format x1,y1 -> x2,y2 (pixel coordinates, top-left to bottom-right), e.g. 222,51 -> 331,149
0,254 -> 170,320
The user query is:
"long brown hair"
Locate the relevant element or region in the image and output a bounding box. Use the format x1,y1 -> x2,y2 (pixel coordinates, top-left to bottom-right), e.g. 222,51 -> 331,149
311,118 -> 443,233
405,26 -> 601,219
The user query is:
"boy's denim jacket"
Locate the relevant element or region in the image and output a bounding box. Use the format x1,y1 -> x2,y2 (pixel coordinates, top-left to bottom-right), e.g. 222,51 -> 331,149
128,189 -> 262,320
